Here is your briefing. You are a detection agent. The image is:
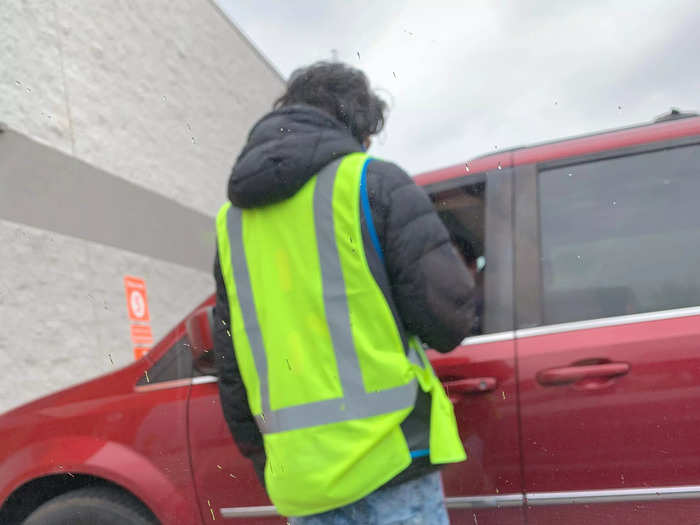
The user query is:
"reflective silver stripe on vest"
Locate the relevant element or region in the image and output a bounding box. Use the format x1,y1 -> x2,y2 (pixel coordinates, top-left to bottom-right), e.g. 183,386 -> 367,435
313,159 -> 367,403
226,159 -> 418,434
253,380 -> 417,433
227,205 -> 271,417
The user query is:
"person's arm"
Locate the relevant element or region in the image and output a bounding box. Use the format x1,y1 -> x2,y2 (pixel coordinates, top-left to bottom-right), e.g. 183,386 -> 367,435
213,251 -> 266,485
367,161 -> 476,352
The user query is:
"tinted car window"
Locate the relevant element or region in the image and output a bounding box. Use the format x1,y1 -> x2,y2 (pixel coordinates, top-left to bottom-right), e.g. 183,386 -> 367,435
539,144 -> 700,325
435,179 -> 487,335
136,336 -> 194,385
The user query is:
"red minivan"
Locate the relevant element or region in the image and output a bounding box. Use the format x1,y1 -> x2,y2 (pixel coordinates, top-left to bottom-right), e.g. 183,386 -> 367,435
1,110 -> 699,525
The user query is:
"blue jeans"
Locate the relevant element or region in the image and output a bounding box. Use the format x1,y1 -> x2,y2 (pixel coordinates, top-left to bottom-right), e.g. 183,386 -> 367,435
288,471 -> 449,525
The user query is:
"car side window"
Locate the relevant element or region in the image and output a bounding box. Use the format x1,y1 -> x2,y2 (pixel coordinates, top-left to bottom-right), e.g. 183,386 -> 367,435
434,179 -> 487,335
431,169 -> 514,336
538,143 -> 700,325
192,346 -> 217,377
136,335 -> 193,385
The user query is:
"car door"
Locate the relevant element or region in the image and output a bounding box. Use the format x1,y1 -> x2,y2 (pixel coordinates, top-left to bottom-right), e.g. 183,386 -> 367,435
133,328 -> 204,524
425,166 -> 525,525
515,139 -> 700,524
187,334 -> 282,524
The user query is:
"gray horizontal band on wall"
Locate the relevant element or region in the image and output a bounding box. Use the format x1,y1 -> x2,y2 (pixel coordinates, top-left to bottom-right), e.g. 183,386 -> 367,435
0,128 -> 215,272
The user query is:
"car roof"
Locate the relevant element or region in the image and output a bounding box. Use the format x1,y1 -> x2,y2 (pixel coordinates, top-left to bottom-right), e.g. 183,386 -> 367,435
413,110 -> 700,187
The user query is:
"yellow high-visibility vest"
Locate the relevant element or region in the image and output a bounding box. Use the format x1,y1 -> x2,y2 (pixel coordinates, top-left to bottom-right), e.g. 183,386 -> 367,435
216,152 -> 465,517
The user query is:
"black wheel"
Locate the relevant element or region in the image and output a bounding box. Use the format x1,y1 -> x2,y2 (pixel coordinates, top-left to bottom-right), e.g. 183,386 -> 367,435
23,486 -> 157,525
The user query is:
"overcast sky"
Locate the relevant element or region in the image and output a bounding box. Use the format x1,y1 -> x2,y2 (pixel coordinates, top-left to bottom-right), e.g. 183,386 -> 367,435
217,1 -> 699,175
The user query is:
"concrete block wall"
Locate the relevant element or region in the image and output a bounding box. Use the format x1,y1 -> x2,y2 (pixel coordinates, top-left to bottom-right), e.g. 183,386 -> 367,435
0,0 -> 285,412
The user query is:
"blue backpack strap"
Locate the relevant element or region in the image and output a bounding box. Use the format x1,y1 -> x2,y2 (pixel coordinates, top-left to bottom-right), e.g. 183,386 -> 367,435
359,157 -> 384,264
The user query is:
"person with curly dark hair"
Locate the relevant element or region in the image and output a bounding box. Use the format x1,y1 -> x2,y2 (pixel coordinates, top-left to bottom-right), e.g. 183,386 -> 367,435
213,61 -> 475,523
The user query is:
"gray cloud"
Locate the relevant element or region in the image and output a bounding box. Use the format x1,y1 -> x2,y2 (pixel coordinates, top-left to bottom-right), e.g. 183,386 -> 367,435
218,0 -> 699,174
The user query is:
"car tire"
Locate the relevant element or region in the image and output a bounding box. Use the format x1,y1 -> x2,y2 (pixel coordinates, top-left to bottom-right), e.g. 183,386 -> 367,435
22,486 -> 157,525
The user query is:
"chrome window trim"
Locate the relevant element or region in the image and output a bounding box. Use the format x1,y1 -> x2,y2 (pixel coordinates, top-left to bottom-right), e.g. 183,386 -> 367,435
527,485 -> 700,506
461,331 -> 515,346
515,305 -> 700,339
192,375 -> 218,385
459,306 -> 700,347
133,378 -> 192,392
133,374 -> 217,392
220,505 -> 278,518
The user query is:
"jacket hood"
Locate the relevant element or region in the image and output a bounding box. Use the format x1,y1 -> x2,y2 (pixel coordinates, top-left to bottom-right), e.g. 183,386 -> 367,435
228,104 -> 363,208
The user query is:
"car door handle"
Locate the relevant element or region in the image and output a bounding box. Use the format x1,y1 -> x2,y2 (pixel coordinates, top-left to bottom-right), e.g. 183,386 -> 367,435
444,377 -> 497,396
537,362 -> 630,386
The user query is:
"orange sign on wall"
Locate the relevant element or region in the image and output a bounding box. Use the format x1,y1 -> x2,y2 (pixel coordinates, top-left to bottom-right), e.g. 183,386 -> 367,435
124,276 -> 152,360
133,347 -> 150,360
124,276 -> 150,322
130,324 -> 154,345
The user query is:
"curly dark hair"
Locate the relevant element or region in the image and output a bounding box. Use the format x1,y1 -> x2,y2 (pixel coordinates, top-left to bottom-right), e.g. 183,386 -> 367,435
274,61 -> 387,145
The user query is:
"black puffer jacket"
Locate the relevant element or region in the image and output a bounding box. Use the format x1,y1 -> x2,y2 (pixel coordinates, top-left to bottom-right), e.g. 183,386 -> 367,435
213,104 -> 475,488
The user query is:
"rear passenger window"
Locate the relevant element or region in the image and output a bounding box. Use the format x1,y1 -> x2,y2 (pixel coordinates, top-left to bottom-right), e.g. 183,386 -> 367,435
538,144 -> 700,325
